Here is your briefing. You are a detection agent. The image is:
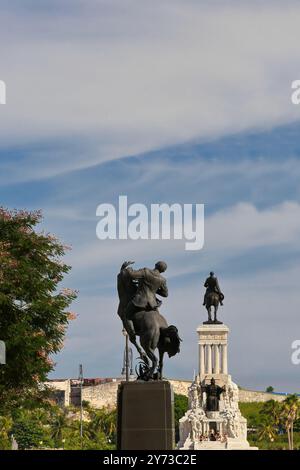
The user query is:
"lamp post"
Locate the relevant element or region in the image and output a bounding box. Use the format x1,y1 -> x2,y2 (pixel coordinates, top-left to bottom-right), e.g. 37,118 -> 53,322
78,364 -> 84,449
122,329 -> 129,381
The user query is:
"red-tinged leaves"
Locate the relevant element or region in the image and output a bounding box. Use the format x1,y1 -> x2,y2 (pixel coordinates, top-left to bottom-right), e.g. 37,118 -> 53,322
0,207 -> 77,410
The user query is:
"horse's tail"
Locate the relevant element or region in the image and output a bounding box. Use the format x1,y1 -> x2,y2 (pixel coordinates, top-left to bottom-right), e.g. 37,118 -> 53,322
160,325 -> 182,358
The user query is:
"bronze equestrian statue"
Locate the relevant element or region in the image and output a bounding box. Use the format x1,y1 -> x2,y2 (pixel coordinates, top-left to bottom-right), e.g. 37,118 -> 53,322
117,260 -> 181,380
203,271 -> 224,324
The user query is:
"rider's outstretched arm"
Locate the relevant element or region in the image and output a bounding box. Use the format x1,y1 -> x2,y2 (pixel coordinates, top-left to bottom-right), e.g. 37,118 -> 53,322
120,260 -> 135,272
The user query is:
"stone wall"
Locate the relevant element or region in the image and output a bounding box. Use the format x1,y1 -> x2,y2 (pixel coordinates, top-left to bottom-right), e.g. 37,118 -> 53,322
46,378 -> 291,409
81,379 -> 193,409
238,389 -> 287,403
169,379 -> 191,396
82,380 -> 119,408
82,380 -> 290,408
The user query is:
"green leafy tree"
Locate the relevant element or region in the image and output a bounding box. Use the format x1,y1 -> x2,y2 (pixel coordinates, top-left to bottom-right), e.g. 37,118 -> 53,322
88,407 -> 117,446
258,423 -> 276,443
82,400 -> 91,409
0,208 -> 77,411
239,402 -> 265,429
50,407 -> 70,447
240,400 -> 300,450
259,400 -> 281,428
266,386 -> 274,393
63,425 -> 111,450
0,415 -> 12,449
281,395 -> 299,450
174,393 -> 188,443
11,419 -> 44,449
256,400 -> 281,446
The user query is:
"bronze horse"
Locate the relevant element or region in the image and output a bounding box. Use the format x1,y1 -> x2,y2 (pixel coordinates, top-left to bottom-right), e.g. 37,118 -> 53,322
204,291 -> 224,323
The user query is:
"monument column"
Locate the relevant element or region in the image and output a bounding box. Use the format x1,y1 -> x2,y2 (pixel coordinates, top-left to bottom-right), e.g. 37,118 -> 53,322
222,344 -> 228,374
214,344 -> 220,374
207,344 -> 212,374
197,323 -> 229,380
199,344 -> 205,376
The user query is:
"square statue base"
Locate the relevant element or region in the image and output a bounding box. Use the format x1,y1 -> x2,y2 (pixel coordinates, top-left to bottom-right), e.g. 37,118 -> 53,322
117,380 -> 174,450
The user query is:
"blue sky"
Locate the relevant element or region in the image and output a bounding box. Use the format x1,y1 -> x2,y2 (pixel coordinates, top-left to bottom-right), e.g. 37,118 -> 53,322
1,1 -> 300,392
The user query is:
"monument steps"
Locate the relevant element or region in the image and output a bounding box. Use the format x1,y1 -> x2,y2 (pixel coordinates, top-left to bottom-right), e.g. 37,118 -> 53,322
194,441 -> 226,450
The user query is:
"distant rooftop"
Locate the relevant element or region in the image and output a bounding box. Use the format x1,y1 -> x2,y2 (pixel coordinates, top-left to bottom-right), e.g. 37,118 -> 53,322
48,377 -> 115,385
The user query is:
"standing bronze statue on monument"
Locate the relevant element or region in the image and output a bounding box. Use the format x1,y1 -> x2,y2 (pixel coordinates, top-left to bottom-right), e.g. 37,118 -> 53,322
201,378 -> 226,412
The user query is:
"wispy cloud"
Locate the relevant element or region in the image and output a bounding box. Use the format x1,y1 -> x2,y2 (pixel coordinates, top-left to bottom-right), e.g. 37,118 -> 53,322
1,1 -> 300,178
59,201 -> 300,279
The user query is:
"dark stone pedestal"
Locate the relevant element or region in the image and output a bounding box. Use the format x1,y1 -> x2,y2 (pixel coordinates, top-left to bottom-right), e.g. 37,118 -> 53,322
203,320 -> 223,325
117,380 -> 174,450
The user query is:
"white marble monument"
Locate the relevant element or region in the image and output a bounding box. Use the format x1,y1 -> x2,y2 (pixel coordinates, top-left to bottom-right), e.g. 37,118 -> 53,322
178,323 -> 257,450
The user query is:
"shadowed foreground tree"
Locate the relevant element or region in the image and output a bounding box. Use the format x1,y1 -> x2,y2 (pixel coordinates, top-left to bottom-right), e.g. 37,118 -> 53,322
0,207 -> 77,411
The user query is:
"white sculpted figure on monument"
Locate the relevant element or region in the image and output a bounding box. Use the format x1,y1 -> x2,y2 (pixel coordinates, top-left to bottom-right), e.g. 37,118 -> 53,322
188,381 -> 199,410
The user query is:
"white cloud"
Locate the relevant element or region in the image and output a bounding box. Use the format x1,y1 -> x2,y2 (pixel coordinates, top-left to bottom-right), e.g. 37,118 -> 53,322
207,201 -> 300,253
1,1 -> 300,178
62,201 -> 300,278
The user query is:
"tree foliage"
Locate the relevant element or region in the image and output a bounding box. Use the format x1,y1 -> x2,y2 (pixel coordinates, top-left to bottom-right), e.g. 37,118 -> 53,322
0,403 -> 116,450
174,393 -> 188,442
0,208 -> 77,410
11,419 -> 45,450
240,396 -> 300,450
